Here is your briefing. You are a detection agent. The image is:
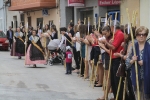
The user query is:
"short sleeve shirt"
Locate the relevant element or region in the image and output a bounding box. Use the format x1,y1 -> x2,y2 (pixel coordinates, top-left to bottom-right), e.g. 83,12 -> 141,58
111,30 -> 124,59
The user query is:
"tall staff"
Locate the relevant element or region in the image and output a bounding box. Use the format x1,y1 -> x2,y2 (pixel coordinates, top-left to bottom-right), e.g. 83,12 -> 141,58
115,14 -> 124,100
105,12 -> 118,100
98,17 -> 101,32
25,22 -> 28,64
84,18 -> 86,25
126,8 -> 140,100
84,17 -> 90,81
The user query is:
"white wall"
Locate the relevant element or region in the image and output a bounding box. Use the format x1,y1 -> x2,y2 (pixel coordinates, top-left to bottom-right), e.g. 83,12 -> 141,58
6,7 -> 20,31
0,0 -> 4,32
140,0 -> 150,38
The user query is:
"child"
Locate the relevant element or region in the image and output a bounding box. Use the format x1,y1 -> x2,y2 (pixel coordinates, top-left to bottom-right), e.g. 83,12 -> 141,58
25,30 -> 46,67
65,46 -> 72,74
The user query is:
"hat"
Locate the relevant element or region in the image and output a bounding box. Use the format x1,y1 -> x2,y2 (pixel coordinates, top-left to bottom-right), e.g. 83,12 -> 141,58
66,46 -> 71,50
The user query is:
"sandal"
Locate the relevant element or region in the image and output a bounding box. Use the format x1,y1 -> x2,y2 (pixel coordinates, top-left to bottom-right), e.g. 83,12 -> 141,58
94,84 -> 102,87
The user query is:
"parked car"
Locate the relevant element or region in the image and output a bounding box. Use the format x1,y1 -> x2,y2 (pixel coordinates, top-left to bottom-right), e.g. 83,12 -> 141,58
0,31 -> 9,51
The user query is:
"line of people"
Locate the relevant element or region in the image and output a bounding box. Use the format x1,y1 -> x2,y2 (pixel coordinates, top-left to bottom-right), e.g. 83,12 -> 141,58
58,20 -> 150,100
7,19 -> 150,100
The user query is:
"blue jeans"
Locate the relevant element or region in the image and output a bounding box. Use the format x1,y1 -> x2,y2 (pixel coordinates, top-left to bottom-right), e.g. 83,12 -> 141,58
66,63 -> 72,74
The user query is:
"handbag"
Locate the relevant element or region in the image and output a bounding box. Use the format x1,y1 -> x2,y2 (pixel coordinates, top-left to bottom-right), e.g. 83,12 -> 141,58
116,58 -> 126,77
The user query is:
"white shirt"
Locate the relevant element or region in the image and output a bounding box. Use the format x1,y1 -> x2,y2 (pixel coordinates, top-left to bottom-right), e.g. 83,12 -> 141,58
58,34 -> 65,48
75,32 -> 81,51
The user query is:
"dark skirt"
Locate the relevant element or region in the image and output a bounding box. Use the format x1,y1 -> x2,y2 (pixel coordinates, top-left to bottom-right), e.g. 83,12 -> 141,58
30,40 -> 45,61
15,38 -> 25,54
11,42 -> 25,56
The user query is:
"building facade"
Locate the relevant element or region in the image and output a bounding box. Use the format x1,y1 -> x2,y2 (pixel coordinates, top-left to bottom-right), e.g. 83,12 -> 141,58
0,0 -> 7,32
8,0 -> 59,36
60,0 -> 120,27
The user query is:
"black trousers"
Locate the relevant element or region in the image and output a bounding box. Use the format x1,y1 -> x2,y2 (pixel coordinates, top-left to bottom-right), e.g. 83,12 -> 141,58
111,58 -> 129,100
127,70 -> 136,100
90,46 -> 101,66
72,47 -> 80,69
66,63 -> 72,74
9,39 -> 13,49
81,58 -> 85,75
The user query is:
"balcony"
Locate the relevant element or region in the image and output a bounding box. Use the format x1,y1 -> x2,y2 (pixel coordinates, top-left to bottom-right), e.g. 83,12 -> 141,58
9,0 -> 56,11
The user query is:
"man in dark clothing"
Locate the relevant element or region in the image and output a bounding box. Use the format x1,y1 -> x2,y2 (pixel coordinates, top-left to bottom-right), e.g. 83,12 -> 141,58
7,26 -> 14,49
68,22 -> 74,37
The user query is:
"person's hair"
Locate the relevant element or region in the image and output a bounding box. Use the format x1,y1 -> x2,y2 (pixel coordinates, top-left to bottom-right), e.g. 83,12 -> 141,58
86,25 -> 93,34
74,25 -> 79,33
60,27 -> 67,33
135,26 -> 149,36
69,22 -> 74,27
81,20 -> 84,25
125,27 -> 136,41
44,24 -> 50,31
28,26 -> 33,30
120,25 -> 125,33
21,27 -> 25,32
110,20 -> 120,29
79,24 -> 86,38
102,25 -> 113,39
32,30 -> 37,33
51,25 -> 58,33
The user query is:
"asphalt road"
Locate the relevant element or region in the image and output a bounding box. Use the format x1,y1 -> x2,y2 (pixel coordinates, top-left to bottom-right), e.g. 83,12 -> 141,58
0,51 -> 105,100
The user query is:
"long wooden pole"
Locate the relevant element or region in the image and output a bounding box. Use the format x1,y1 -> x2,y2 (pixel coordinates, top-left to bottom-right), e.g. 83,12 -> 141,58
116,77 -> 122,100
84,17 -> 90,81
123,72 -> 127,100
84,18 -> 86,25
104,13 -> 107,26
126,8 -> 140,100
105,12 -> 118,100
25,22 -> 28,65
98,17 -> 101,32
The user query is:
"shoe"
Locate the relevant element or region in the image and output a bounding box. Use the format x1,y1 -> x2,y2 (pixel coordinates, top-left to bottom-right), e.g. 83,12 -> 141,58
72,67 -> 75,70
85,77 -> 90,81
80,74 -> 84,77
72,69 -> 79,73
18,57 -> 21,59
94,84 -> 102,87
65,73 -> 69,75
95,81 -> 98,84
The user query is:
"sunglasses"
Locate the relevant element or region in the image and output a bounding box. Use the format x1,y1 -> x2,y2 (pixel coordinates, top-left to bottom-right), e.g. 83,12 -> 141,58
136,33 -> 147,37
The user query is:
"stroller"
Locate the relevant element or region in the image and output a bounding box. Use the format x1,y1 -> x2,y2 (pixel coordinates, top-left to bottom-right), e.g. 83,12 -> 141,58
47,39 -> 65,66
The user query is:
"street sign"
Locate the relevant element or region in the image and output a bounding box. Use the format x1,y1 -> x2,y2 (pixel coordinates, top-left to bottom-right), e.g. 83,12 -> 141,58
98,0 -> 120,6
68,0 -> 85,7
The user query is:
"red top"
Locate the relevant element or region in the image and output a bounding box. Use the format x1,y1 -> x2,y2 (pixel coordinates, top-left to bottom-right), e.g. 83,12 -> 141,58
66,50 -> 72,63
111,30 -> 124,59
91,34 -> 99,47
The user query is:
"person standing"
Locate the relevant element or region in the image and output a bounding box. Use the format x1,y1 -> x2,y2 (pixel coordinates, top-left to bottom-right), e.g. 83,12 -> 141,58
100,20 -> 129,100
7,26 -> 14,49
65,46 -> 73,74
13,28 -> 25,59
25,30 -> 46,67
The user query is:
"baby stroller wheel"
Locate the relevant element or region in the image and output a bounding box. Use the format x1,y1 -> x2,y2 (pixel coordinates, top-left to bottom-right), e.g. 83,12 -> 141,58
49,60 -> 53,66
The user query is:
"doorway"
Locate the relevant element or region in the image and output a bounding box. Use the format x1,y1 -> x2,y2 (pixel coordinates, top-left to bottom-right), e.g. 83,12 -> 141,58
13,16 -> 17,29
80,9 -> 93,25
28,17 -> 31,27
37,18 -> 43,28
